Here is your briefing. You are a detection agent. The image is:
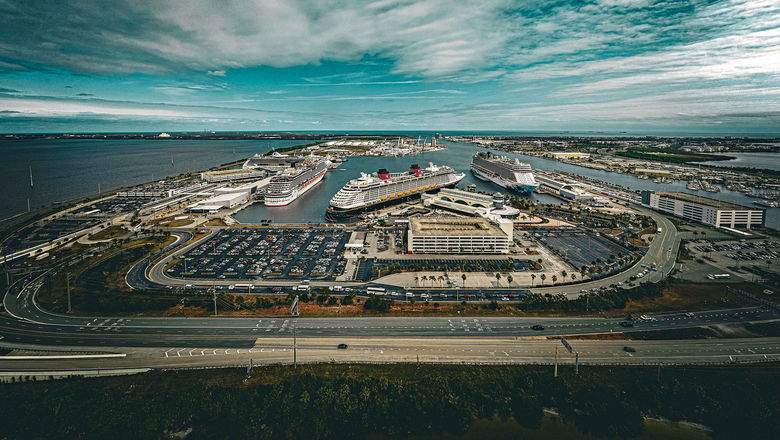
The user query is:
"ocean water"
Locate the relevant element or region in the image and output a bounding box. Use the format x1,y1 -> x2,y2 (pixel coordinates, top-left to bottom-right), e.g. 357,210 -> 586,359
698,152 -> 780,172
0,139 -> 311,220
1,138 -> 777,229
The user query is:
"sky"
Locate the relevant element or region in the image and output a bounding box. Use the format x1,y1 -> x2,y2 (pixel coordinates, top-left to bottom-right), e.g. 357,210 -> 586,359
0,0 -> 779,134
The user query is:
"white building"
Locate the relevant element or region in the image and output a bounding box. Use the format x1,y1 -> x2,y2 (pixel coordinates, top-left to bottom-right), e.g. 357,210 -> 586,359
201,168 -> 265,183
422,188 -> 520,218
407,217 -> 512,254
642,191 -> 765,229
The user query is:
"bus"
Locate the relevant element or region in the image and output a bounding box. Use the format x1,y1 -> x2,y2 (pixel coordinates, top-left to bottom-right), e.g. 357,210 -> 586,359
708,274 -> 731,280
366,287 -> 387,295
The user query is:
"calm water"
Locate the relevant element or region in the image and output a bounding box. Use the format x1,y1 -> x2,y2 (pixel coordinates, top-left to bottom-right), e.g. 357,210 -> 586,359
234,140 -> 779,229
2,138 -> 777,229
0,139 -> 312,220
699,152 -> 780,171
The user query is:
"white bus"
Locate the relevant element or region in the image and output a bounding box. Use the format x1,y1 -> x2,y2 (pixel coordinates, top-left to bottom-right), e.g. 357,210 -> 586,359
366,287 -> 387,295
708,273 -> 731,280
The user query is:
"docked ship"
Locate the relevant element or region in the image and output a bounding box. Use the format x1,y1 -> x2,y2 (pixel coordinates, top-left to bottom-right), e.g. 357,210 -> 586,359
326,163 -> 464,221
470,151 -> 538,193
264,156 -> 328,206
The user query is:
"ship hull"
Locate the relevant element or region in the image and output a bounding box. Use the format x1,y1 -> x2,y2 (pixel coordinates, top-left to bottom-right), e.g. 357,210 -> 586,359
264,169 -> 326,206
470,166 -> 538,194
326,181 -> 460,222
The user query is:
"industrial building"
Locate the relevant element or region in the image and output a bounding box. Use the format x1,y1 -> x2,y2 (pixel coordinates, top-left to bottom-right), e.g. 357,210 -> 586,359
535,175 -> 596,202
544,152 -> 590,160
188,186 -> 252,213
407,217 -> 512,254
201,168 -> 265,183
642,191 -> 765,229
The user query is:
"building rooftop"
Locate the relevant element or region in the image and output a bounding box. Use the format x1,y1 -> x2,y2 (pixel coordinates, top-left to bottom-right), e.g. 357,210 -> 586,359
409,217 -> 506,237
656,191 -> 752,211
203,168 -> 263,177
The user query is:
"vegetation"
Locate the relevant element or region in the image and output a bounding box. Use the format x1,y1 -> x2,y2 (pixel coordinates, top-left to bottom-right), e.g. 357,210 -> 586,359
616,146 -> 732,164
1,363 -> 778,439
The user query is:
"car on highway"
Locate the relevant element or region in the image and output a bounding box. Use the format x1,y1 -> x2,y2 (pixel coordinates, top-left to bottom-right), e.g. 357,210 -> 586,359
531,325 -> 545,331
337,343 -> 348,349
684,312 -> 695,318
623,346 -> 636,353
619,321 -> 634,327
501,296 -> 509,301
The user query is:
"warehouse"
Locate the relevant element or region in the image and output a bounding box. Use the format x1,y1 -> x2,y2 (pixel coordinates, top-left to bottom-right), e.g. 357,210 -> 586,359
407,217 -> 511,254
642,191 -> 765,229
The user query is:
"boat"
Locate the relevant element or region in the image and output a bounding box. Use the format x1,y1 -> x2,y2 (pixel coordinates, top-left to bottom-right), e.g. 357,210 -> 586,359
470,151 -> 538,193
264,156 -> 328,207
326,163 -> 464,221
243,151 -> 302,170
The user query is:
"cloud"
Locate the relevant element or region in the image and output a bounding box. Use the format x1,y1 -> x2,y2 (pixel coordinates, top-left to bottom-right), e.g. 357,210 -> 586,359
0,87 -> 20,93
207,70 -> 226,77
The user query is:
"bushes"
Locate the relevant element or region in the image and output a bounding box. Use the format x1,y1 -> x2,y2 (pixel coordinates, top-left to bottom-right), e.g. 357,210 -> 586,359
363,294 -> 393,312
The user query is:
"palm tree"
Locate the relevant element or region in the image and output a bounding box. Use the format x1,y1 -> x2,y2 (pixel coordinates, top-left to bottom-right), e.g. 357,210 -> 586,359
552,275 -> 558,284
414,276 -> 419,287
461,273 -> 467,288
507,275 -> 513,286
438,275 -> 445,287
531,273 -> 536,287
561,270 -> 567,279
495,273 -> 501,286
421,275 -> 428,287
540,274 -> 546,285
571,273 -> 576,281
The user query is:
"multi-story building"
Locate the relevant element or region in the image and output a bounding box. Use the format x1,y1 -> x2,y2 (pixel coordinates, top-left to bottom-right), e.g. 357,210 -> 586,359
407,217 -> 512,254
641,191 -> 765,229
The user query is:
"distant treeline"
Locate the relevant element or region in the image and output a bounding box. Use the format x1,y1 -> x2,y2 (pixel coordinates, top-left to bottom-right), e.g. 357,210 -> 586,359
1,363 -> 778,439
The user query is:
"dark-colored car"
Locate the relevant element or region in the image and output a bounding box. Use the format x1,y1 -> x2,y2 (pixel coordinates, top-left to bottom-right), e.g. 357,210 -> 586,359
623,346 -> 636,353
531,325 -> 545,331
337,343 -> 348,349
619,321 -> 634,327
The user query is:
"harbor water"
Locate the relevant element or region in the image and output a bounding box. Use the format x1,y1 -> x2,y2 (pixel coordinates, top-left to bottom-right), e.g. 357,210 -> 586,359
1,138 -> 777,229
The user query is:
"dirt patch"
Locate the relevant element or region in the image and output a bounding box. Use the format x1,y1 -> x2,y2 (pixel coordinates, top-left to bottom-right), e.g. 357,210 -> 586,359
620,282 -> 748,314
89,226 -> 128,240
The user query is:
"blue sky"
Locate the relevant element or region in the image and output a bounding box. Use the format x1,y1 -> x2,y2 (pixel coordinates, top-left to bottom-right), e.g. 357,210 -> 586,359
1,0 -> 779,133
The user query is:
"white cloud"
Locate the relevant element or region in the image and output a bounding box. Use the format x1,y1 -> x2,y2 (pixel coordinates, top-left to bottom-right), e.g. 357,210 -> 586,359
207,70 -> 227,77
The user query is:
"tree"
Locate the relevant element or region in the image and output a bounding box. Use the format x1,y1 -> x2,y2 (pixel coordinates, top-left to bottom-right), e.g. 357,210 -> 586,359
461,273 -> 467,287
507,275 -> 513,286
552,275 -> 558,284
495,273 -> 502,286
540,274 -> 546,285
531,273 -> 536,287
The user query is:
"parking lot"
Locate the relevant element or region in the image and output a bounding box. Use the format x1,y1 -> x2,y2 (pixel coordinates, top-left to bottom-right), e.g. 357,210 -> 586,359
72,197 -> 150,215
1,218 -> 102,254
694,240 -> 780,262
536,230 -> 632,270
355,258 -> 532,282
168,228 -> 349,281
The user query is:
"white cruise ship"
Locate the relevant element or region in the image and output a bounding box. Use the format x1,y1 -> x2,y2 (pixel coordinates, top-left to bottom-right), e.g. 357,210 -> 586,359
471,151 -> 538,193
264,156 -> 328,206
326,163 -> 464,221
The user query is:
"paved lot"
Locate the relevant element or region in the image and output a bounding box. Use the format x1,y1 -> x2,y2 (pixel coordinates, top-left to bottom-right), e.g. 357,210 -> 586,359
536,229 -> 632,270
167,228 -> 349,281
356,258 -> 532,282
72,197 -> 149,214
1,218 -> 102,254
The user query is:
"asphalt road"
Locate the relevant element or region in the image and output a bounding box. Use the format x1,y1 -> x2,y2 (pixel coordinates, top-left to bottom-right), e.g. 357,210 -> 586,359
3,272 -> 779,350
4,337 -> 780,373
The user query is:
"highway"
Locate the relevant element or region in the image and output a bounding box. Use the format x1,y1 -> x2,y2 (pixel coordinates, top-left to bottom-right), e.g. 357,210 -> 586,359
3,337 -> 780,374
2,271 -> 779,350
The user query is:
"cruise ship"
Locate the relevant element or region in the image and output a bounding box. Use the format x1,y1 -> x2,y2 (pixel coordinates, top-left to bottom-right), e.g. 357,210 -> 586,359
264,156 -> 328,206
471,151 -> 538,193
326,163 -> 465,221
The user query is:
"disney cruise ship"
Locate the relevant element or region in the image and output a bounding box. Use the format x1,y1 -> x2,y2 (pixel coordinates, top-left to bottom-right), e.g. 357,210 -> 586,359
326,163 -> 464,221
